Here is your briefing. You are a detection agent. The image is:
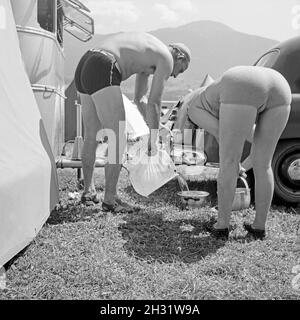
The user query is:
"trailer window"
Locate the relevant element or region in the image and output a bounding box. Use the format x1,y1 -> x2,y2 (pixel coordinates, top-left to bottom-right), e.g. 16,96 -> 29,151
37,0 -> 55,33
61,0 -> 94,42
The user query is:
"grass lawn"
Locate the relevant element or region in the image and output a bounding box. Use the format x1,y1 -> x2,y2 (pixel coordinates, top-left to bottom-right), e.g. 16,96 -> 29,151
1,167 -> 300,300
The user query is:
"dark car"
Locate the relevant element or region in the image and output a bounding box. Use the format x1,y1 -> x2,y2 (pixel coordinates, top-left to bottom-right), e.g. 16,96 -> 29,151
253,36 -> 300,203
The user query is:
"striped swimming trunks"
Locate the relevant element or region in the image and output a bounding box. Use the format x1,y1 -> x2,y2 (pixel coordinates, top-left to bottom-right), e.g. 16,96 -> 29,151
74,48 -> 122,95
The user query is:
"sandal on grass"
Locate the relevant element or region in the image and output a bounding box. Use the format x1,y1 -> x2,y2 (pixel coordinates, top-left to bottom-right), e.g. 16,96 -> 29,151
204,222 -> 229,240
81,192 -> 100,204
203,218 -> 231,240
115,197 -> 141,211
243,222 -> 266,240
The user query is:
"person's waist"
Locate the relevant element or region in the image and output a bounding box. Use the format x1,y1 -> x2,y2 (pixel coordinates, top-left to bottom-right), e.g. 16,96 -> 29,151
200,90 -> 219,118
90,48 -> 122,74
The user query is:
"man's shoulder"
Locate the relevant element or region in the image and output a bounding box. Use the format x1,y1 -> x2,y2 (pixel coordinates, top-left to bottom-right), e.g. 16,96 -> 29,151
137,33 -> 173,71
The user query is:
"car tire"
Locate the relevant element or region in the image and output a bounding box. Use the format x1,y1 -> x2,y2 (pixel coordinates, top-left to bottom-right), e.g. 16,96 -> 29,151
272,140 -> 300,204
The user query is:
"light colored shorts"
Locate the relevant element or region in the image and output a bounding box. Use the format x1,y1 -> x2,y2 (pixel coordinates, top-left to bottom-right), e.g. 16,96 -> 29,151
219,66 -> 292,112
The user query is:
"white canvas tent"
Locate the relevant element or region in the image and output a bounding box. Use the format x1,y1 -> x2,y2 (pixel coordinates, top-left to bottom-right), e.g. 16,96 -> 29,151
123,94 -> 150,140
95,94 -> 149,143
200,73 -> 214,87
0,0 -> 59,267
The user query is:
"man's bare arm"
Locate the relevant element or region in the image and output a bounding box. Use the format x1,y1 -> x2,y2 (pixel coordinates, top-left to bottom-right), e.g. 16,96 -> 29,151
146,59 -> 172,153
134,73 -> 149,120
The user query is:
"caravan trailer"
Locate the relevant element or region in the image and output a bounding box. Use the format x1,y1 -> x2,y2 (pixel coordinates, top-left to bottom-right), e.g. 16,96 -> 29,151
10,0 -> 94,157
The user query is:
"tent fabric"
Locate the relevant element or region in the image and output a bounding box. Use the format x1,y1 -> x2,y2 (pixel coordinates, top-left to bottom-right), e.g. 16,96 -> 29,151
96,94 -> 150,142
122,94 -> 149,140
200,73 -> 214,87
0,0 -> 59,267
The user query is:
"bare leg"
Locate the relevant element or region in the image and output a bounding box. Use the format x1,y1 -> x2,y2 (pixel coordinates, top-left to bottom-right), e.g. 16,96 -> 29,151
188,104 -> 250,174
80,93 -> 101,195
91,87 -> 126,206
240,124 -> 256,171
187,105 -> 219,142
251,105 -> 290,229
217,104 -> 257,229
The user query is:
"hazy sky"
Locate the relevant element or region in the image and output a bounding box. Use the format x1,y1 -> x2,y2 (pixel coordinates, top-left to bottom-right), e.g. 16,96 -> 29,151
84,0 -> 300,41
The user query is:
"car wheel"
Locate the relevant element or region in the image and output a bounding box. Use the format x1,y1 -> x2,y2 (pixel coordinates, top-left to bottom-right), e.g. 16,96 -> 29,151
272,140 -> 300,204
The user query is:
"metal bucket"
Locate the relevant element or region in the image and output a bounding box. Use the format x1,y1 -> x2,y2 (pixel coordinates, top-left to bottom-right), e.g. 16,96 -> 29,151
232,176 -> 251,211
177,190 -> 210,209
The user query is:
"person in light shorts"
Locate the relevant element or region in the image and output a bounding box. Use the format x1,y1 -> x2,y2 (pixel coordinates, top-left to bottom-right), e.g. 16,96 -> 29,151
186,65 -> 292,239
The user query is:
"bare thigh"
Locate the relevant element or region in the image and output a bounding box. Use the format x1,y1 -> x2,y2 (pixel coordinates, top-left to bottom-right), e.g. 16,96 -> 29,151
91,86 -> 125,128
80,93 -> 101,138
219,104 -> 257,164
91,86 -> 126,163
188,104 -> 219,141
251,105 -> 291,166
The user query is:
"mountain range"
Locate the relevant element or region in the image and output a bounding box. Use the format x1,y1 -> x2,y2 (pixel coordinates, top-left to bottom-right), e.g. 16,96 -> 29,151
64,20 -> 278,101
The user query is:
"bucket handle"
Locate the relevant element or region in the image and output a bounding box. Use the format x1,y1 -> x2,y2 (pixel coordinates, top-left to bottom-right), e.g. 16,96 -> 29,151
238,176 -> 250,194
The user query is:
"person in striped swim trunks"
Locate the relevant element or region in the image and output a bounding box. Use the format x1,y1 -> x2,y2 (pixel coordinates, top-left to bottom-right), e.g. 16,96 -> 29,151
74,32 -> 191,212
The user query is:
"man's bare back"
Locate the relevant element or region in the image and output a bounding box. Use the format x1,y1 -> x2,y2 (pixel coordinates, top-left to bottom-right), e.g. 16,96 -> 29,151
74,32 -> 191,208
97,32 -> 173,81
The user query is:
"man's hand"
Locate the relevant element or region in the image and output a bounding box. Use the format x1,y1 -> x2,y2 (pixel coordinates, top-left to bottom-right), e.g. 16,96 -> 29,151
172,128 -> 183,144
239,163 -> 247,178
147,129 -> 159,156
147,139 -> 158,156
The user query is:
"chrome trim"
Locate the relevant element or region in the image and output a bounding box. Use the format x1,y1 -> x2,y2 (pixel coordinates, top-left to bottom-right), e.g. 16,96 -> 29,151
32,84 -> 66,99
287,159 -> 300,181
16,25 -> 64,56
60,0 -> 91,12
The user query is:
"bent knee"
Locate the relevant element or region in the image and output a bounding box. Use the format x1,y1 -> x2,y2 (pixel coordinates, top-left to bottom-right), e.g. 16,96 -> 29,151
219,157 -> 240,173
252,161 -> 272,171
220,148 -> 242,164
